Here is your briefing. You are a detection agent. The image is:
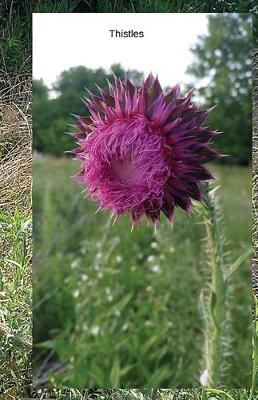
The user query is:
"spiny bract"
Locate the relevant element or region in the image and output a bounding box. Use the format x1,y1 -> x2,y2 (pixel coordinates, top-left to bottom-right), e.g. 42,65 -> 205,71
70,73 -> 221,226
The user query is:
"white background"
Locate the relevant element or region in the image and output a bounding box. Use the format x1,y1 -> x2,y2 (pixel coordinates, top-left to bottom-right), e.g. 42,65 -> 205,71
33,13 -> 209,89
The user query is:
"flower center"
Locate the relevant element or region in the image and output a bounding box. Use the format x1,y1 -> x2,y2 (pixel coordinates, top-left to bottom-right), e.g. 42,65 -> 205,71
111,154 -> 142,185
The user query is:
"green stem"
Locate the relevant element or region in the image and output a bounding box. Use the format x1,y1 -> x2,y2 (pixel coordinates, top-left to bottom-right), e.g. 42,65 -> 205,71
206,218 -> 225,386
200,184 -> 251,389
201,185 -> 227,387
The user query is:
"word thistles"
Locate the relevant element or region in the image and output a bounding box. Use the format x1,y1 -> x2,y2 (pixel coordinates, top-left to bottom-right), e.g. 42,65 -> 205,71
109,29 -> 144,38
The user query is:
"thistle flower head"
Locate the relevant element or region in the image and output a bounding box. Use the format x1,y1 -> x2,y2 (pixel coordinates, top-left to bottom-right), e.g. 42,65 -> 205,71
71,73 -> 221,226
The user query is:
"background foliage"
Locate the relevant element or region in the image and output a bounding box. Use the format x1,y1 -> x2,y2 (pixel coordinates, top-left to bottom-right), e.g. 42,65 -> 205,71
33,159 -> 251,388
187,14 -> 252,165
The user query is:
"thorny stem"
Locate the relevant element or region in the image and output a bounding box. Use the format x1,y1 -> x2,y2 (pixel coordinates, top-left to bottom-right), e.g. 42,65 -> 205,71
201,184 -> 227,387
200,184 -> 250,387
206,216 -> 225,385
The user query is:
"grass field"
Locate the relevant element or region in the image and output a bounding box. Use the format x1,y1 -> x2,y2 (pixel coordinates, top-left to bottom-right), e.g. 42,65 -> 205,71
88,0 -> 257,12
33,156 -> 251,389
0,74 -> 32,396
0,209 -> 32,397
32,388 -> 258,400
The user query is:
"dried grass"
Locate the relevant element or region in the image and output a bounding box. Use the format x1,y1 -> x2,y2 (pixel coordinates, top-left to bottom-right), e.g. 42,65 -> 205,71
0,74 -> 32,210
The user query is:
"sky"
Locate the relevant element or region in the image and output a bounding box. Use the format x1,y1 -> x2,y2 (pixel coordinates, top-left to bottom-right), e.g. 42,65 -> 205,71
33,13 -> 209,89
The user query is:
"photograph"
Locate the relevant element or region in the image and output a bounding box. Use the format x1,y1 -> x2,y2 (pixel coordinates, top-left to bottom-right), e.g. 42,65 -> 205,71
32,13 -> 252,389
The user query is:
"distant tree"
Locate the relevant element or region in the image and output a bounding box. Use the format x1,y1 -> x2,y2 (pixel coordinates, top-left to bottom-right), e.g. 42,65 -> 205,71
33,79 -> 48,98
187,14 -> 252,165
52,64 -> 144,116
52,66 -> 107,116
33,64 -> 144,155
33,79 -> 51,152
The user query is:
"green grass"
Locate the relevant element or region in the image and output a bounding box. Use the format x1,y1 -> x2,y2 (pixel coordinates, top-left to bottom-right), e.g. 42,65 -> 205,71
33,156 -> 251,389
31,388 -> 258,400
0,209 -> 32,398
90,0 -> 256,12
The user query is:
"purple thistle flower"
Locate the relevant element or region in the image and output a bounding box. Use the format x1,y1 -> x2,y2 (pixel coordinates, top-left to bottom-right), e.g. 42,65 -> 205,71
70,73 -> 221,226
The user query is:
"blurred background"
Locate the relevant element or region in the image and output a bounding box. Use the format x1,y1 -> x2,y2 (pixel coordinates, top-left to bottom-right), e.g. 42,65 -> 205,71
33,14 -> 252,388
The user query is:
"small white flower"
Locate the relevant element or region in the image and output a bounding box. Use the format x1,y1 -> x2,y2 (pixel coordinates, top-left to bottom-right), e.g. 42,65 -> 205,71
91,326 -> 100,336
71,259 -> 80,269
147,255 -> 155,263
150,242 -> 158,249
146,286 -> 152,292
114,309 -> 121,317
96,252 -> 102,260
131,265 -> 137,271
97,272 -> 103,279
151,264 -> 160,273
105,287 -> 111,294
73,289 -> 80,298
80,247 -> 86,255
200,369 -> 209,386
169,247 -> 175,253
21,220 -> 31,231
107,294 -> 113,302
122,322 -> 129,331
116,255 -> 122,263
81,274 -> 88,281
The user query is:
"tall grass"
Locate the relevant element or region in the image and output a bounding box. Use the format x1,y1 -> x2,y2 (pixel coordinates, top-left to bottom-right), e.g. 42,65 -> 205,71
32,388 -> 258,400
88,0 -> 257,13
0,53 -> 32,398
0,209 -> 32,397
